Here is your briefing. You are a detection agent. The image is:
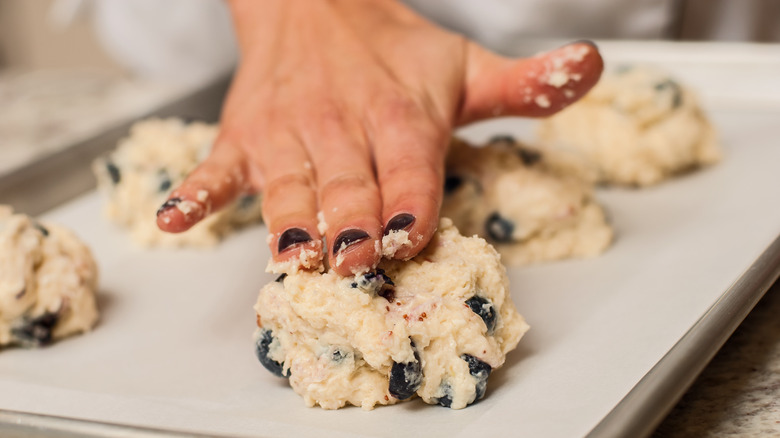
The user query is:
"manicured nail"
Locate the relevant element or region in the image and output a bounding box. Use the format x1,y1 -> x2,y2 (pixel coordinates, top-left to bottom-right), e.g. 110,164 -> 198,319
333,229 -> 370,255
278,228 -> 312,253
384,214 -> 415,236
571,39 -> 598,49
156,197 -> 182,216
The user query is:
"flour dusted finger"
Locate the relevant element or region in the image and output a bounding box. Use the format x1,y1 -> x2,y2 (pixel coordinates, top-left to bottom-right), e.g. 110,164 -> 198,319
93,118 -> 263,247
253,218 -> 528,410
0,206 -> 98,348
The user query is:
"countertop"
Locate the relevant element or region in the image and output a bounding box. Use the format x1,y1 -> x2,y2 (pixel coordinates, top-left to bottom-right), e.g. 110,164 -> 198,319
652,278 -> 780,437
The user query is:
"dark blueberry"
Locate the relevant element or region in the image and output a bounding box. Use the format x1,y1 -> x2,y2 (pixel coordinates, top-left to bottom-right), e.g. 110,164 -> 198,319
330,347 -> 352,363
11,312 -> 59,347
157,170 -> 172,192
488,134 -> 516,145
237,194 -> 258,210
516,147 -> 542,166
389,341 -> 423,400
332,229 -> 370,255
275,273 -> 287,283
254,328 -> 289,378
465,295 -> 497,334
485,212 -> 515,243
106,161 -> 121,184
352,269 -> 395,301
444,175 -> 463,194
435,382 -> 453,408
654,79 -> 683,108
32,222 -> 49,237
278,228 -> 312,253
462,354 -> 492,401
156,197 -> 181,216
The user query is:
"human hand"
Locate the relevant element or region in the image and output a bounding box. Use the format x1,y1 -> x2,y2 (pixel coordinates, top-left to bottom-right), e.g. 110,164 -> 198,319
156,0 -> 603,276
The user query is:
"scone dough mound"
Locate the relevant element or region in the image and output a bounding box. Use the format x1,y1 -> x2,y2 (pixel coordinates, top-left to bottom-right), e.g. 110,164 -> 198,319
537,66 -> 721,186
93,118 -> 262,247
0,206 -> 98,348
254,218 -> 528,410
441,137 -> 613,265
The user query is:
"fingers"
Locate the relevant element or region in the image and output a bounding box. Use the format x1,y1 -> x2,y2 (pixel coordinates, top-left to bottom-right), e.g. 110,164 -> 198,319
459,40 -> 604,124
301,108 -> 383,276
370,97 -> 449,261
156,143 -> 249,232
257,133 -> 324,273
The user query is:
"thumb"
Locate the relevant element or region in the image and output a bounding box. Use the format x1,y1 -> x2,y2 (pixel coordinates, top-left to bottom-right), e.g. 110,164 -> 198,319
458,41 -> 603,125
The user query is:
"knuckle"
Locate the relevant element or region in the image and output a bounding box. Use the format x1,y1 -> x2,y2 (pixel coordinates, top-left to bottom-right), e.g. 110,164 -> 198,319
320,171 -> 372,196
264,172 -> 313,200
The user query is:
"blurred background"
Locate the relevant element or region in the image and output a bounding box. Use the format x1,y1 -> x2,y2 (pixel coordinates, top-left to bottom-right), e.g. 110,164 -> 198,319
0,0 -> 778,178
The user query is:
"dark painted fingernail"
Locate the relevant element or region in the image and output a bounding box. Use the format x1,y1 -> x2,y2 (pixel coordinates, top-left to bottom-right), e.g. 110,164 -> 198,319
333,229 -> 370,255
156,197 -> 182,216
571,39 -> 598,50
278,228 -> 312,253
384,214 -> 415,236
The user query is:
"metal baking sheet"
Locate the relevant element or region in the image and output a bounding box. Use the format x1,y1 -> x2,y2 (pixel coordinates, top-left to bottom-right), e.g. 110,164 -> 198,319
1,42 -> 779,438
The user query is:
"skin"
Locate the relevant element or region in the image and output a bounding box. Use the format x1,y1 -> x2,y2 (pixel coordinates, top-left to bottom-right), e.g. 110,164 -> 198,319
156,0 -> 604,276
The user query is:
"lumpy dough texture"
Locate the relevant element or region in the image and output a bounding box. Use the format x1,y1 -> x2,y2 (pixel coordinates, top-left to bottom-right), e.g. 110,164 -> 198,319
93,118 -> 263,247
537,66 -> 721,186
441,137 -> 613,265
0,206 -> 98,348
254,218 -> 528,410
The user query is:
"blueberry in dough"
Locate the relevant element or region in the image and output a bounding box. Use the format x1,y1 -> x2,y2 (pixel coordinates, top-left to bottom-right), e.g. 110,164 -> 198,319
11,312 -> 59,347
32,222 -> 49,237
485,212 -> 515,243
389,341 -> 423,400
106,161 -> 121,184
654,79 -> 683,108
330,347 -> 352,363
157,170 -> 172,192
237,194 -> 258,210
434,382 -> 453,408
462,354 -> 492,401
255,328 -> 289,378
444,175 -> 464,194
465,295 -> 497,334
516,147 -> 542,166
351,269 -> 395,301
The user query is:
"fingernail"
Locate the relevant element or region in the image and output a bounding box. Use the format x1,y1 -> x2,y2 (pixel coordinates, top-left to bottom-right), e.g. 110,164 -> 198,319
333,229 -> 370,255
278,228 -> 312,253
570,39 -> 598,50
156,197 -> 182,216
384,213 -> 415,236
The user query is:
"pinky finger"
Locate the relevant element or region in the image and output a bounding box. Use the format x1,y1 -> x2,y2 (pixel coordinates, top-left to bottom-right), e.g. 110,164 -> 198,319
156,143 -> 249,233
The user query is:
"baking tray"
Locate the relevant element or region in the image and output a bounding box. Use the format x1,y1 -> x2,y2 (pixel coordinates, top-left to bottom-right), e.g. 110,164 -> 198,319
1,42 -> 779,438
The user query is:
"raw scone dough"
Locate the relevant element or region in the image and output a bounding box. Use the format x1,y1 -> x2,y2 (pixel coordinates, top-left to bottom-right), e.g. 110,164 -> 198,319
0,206 -> 98,348
93,118 -> 263,247
441,137 -> 613,265
537,66 -> 721,186
254,218 -> 528,410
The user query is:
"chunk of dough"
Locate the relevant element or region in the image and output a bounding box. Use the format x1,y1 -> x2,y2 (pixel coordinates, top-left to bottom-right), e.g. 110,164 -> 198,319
442,137 -> 613,265
0,206 -> 98,348
93,118 -> 262,247
254,218 -> 528,410
537,66 -> 721,186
